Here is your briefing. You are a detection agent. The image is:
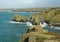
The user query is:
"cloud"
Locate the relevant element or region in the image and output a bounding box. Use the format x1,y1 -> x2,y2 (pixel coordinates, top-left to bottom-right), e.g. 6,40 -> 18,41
0,0 -> 60,8
21,0 -> 35,4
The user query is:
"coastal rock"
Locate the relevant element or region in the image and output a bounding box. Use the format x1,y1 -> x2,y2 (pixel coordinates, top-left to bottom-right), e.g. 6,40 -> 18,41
29,9 -> 60,25
26,25 -> 48,33
19,32 -> 60,42
50,14 -> 60,26
19,32 -> 56,42
29,13 -> 46,25
45,8 -> 60,22
12,14 -> 26,22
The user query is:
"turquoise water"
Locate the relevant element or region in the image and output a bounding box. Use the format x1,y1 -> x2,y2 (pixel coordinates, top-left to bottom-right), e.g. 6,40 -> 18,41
0,12 -> 36,42
43,26 -> 60,33
0,12 -> 60,42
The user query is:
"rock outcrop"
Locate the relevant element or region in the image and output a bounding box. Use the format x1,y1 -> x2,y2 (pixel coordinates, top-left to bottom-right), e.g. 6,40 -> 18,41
19,25 -> 60,42
12,14 -> 26,22
50,14 -> 60,26
26,25 -> 48,33
19,32 -> 59,42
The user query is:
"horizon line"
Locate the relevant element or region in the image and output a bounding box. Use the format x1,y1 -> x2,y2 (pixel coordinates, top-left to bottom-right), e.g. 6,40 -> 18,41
0,7 -> 60,9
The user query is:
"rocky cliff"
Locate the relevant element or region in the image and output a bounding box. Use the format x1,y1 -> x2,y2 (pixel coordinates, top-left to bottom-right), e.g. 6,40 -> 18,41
19,25 -> 60,42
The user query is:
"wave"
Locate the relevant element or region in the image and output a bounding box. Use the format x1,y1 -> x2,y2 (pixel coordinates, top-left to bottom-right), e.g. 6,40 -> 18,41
9,21 -> 26,24
9,21 -> 20,23
3,21 -> 26,24
26,22 -> 35,26
9,21 -> 35,26
54,27 -> 60,30
40,22 -> 49,27
3,21 -> 34,26
10,21 -> 35,26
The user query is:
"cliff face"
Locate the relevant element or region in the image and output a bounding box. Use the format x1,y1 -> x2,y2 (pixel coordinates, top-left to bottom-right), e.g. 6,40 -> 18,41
19,32 -> 56,42
19,25 -> 60,42
19,32 -> 60,42
19,25 -> 47,42
50,14 -> 60,23
12,14 -> 26,22
50,14 -> 60,26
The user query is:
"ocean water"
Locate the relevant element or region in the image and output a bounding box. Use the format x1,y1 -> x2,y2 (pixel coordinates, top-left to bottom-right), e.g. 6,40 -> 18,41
0,12 -> 36,42
0,12 -> 60,42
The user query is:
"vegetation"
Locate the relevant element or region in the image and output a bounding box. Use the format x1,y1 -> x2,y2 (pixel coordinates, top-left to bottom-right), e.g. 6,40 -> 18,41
50,14 -> 60,23
26,25 -> 48,33
50,14 -> 60,26
19,25 -> 60,42
19,8 -> 60,42
29,8 -> 60,26
19,32 -> 57,42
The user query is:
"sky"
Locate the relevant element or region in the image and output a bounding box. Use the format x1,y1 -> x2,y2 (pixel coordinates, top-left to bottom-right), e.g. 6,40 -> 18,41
0,0 -> 60,8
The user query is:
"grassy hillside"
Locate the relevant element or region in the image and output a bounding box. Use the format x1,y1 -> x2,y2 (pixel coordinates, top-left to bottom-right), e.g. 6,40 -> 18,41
29,8 -> 60,26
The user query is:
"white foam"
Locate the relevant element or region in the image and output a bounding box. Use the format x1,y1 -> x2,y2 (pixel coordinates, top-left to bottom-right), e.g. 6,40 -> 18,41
9,21 -> 26,24
40,22 -> 48,27
9,21 -> 20,23
26,22 -> 34,26
54,27 -> 60,30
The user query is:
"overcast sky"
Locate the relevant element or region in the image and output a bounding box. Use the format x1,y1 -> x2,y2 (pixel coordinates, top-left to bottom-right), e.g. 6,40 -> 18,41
0,0 -> 60,8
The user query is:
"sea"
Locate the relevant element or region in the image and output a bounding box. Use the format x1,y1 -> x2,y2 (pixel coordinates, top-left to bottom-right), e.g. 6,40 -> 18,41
0,12 -> 60,42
